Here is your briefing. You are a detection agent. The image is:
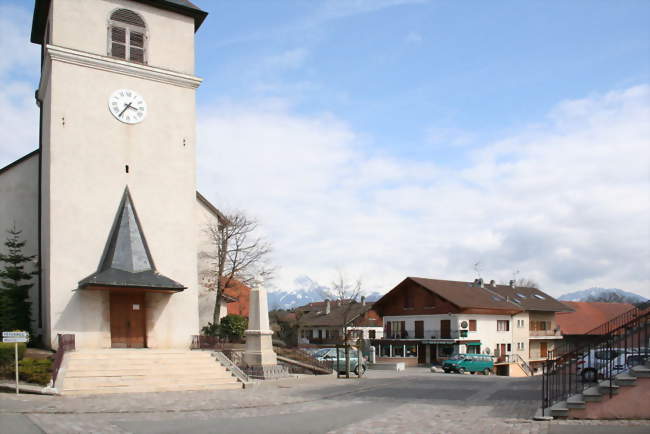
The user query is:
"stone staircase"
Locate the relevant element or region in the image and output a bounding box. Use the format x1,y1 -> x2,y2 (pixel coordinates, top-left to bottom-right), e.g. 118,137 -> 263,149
58,349 -> 243,395
548,361 -> 650,419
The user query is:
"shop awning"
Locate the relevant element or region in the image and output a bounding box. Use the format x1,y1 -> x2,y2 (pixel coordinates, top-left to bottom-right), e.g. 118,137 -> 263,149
466,342 -> 481,346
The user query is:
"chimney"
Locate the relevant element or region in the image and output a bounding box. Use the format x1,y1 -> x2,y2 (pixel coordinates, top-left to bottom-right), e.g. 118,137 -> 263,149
490,279 -> 496,288
361,296 -> 366,306
509,280 -> 515,289
325,299 -> 331,315
476,278 -> 484,288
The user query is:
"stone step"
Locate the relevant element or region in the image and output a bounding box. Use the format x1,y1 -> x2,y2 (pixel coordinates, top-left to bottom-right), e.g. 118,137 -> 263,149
63,376 -> 237,388
615,373 -> 637,386
68,359 -> 218,369
65,367 -> 232,377
631,365 -> 650,378
62,382 -> 242,395
549,401 -> 569,418
598,380 -> 620,394
566,394 -> 585,409
582,386 -> 602,402
69,352 -> 213,360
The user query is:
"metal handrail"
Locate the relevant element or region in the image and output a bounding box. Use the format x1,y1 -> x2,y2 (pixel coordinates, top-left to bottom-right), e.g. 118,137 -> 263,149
213,351 -> 252,384
505,353 -> 533,376
541,309 -> 649,417
51,334 -> 75,386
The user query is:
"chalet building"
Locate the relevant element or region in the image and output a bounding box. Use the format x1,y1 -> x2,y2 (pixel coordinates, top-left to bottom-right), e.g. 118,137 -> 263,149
371,277 -> 571,372
297,298 -> 384,345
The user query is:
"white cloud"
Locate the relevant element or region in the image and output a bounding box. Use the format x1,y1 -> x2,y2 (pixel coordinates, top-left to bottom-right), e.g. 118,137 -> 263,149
318,0 -> 429,20
405,31 -> 423,44
264,48 -> 309,70
197,85 -> 650,297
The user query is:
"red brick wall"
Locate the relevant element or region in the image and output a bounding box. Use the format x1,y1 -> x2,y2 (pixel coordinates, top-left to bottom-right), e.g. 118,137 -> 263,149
376,280 -> 460,316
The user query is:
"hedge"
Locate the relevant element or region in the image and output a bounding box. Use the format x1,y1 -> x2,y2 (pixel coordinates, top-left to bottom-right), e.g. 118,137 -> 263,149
0,342 -> 26,366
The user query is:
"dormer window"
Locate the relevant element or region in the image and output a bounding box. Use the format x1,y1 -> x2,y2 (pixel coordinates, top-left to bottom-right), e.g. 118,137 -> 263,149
108,9 -> 146,63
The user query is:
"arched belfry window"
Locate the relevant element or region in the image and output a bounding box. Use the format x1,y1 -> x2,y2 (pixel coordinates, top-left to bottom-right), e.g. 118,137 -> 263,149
108,9 -> 146,63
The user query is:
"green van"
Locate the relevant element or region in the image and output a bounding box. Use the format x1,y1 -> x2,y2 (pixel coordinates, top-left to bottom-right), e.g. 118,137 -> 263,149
442,353 -> 494,375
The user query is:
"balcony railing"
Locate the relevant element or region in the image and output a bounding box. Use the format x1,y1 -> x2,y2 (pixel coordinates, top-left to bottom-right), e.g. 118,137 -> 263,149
382,330 -> 461,340
529,329 -> 562,337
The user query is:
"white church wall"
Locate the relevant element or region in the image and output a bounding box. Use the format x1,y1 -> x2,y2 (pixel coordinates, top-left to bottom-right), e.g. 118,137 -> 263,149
41,0 -> 202,349
50,0 -> 196,74
0,153 -> 40,333
196,197 -> 227,330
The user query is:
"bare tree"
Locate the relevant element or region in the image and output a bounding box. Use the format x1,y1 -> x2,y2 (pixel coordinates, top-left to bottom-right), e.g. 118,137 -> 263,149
201,211 -> 273,324
326,273 -> 364,378
329,273 -> 363,343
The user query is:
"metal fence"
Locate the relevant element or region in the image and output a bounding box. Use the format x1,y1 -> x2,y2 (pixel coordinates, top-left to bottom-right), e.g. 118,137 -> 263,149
541,306 -> 649,417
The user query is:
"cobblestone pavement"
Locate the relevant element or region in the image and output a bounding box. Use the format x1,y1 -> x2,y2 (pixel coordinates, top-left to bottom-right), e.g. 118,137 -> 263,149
1,369 -> 648,433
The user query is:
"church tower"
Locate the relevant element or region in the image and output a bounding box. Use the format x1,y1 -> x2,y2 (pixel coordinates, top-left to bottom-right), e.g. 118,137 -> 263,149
30,0 -> 208,349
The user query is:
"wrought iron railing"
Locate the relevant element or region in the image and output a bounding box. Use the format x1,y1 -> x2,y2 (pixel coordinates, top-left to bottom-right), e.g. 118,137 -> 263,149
504,353 -> 533,376
541,306 -> 649,417
51,333 -> 75,386
191,335 -> 231,350
213,351 -> 252,384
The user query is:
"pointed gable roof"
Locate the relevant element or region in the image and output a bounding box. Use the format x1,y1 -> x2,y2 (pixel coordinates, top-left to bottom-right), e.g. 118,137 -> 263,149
79,188 -> 185,292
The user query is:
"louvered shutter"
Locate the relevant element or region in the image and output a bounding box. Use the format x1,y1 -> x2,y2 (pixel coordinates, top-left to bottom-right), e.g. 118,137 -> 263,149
110,26 -> 126,59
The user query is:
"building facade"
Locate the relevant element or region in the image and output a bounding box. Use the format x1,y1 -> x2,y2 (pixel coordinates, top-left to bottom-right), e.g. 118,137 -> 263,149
372,277 -> 570,371
0,0 -> 219,350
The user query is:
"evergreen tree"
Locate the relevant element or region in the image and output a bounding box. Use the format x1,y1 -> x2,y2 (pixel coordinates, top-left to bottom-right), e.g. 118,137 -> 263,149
0,225 -> 36,333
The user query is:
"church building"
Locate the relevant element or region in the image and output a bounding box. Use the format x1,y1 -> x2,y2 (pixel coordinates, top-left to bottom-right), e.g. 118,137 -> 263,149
0,0 -> 225,351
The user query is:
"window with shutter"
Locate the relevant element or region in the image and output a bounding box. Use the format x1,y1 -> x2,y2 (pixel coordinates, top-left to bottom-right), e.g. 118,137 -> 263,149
108,9 -> 147,64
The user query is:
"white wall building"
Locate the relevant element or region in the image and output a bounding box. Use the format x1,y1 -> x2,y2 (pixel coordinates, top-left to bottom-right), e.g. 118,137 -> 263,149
0,0 -> 225,351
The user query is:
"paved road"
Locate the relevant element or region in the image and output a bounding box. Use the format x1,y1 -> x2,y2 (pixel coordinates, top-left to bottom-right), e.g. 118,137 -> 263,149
1,369 -> 648,433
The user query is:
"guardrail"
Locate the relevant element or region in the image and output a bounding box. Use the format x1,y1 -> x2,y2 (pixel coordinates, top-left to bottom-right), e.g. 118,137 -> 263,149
51,333 -> 75,386
275,347 -> 333,374
212,351 -> 251,384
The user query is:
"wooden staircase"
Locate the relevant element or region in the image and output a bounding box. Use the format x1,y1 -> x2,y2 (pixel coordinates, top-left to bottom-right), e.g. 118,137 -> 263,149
58,349 -> 243,395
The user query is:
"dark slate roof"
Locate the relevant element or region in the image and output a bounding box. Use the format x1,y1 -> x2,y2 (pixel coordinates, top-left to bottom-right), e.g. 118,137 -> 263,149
299,302 -> 374,327
31,0 -> 208,43
79,187 -> 185,291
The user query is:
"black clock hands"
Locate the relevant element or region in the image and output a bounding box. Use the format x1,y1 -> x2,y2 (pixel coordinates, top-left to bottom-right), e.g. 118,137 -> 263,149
118,102 -> 133,118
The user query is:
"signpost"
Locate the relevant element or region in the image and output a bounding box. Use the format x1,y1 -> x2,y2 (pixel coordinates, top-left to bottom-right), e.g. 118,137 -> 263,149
2,331 -> 29,394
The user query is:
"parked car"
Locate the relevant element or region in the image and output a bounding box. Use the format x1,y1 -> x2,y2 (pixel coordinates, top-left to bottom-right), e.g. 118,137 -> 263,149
314,347 -> 367,375
577,348 -> 648,382
442,353 -> 494,375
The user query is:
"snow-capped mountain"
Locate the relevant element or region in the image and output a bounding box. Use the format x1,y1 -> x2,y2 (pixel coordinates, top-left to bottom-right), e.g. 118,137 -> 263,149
558,287 -> 647,304
268,275 -> 383,310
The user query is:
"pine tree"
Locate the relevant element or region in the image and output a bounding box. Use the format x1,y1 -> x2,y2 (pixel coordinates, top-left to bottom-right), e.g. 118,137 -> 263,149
0,225 -> 36,334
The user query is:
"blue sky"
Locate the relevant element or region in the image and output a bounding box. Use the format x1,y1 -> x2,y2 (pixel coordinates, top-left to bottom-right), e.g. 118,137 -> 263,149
1,0 -> 649,297
196,0 -> 650,164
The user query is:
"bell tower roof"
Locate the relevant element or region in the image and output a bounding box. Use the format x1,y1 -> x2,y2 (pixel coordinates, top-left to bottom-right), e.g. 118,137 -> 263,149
79,187 -> 186,292
31,0 -> 208,44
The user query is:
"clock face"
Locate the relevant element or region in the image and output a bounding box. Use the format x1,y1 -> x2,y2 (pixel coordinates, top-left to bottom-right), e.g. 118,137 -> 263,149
108,89 -> 147,124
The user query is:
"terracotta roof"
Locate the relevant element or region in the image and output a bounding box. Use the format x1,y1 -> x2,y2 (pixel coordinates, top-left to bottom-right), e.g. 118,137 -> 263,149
299,301 -> 375,327
556,301 -> 635,335
224,280 -> 250,318
378,277 -> 571,313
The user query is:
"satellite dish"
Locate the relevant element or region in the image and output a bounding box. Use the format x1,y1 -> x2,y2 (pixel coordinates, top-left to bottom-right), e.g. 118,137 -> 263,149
485,348 -> 491,355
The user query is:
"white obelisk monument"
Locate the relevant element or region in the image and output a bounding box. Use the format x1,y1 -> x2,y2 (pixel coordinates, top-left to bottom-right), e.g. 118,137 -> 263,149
244,285 -> 278,367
